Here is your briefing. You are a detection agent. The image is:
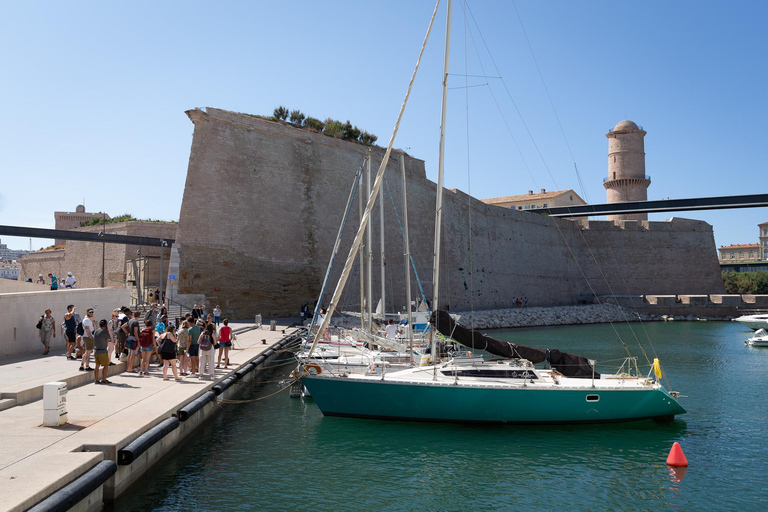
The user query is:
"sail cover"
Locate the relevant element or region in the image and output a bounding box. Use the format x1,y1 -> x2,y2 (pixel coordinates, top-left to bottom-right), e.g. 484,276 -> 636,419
430,310 -> 599,379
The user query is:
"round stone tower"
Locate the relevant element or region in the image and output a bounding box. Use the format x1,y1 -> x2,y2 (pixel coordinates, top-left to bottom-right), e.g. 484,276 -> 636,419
603,120 -> 650,221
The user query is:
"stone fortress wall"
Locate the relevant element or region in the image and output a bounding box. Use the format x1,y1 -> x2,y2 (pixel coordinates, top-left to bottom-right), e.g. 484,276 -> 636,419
173,108 -> 724,318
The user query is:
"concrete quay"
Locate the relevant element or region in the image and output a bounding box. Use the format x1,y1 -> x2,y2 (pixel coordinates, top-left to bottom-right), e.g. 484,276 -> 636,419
0,322 -> 299,512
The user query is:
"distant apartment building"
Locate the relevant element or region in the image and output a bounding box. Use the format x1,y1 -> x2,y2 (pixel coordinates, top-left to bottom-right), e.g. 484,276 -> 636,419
0,261 -> 20,280
0,239 -> 28,261
719,221 -> 768,263
482,189 -> 586,211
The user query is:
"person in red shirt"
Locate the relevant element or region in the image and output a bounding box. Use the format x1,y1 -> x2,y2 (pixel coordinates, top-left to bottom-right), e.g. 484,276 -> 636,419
217,318 -> 233,369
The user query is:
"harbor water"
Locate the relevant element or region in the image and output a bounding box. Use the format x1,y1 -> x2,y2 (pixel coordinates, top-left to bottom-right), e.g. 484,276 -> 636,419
113,321 -> 767,511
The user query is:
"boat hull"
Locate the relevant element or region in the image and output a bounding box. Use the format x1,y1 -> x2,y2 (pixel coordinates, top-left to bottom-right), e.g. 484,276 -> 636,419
301,375 -> 686,424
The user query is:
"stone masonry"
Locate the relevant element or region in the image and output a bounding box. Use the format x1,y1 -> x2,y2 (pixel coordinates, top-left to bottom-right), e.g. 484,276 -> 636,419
174,108 -> 725,318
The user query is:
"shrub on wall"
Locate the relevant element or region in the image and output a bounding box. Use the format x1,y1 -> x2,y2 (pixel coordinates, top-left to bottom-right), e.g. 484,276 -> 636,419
304,117 -> 325,132
324,119 -> 345,139
359,130 -> 378,145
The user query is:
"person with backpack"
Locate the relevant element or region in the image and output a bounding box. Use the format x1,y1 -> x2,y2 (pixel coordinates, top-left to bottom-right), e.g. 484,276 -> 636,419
138,319 -> 155,376
124,310 -> 141,373
158,324 -> 182,381
197,323 -> 218,380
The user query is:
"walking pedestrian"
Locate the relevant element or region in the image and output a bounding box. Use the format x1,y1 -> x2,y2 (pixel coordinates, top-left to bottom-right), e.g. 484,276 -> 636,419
197,323 -> 217,380
107,309 -> 120,365
93,319 -> 111,384
145,303 -> 158,329
158,324 -> 181,381
124,310 -> 141,373
39,309 -> 56,355
217,318 -> 232,369
79,308 -> 95,372
213,305 -> 222,327
48,273 -> 58,290
63,305 -> 77,359
188,319 -> 202,377
138,319 -> 154,376
177,320 -> 190,375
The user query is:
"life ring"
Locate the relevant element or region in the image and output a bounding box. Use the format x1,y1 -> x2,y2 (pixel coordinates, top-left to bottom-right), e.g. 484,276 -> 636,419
304,363 -> 322,375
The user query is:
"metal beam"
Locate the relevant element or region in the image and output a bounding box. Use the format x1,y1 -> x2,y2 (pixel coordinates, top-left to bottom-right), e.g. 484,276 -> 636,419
537,193 -> 768,218
0,225 -> 174,246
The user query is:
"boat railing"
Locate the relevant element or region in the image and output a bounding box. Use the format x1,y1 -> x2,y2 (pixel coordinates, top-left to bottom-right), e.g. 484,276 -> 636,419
616,356 -> 639,377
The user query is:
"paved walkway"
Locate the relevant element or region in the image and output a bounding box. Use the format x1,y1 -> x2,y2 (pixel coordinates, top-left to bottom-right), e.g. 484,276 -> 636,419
0,322 -> 298,512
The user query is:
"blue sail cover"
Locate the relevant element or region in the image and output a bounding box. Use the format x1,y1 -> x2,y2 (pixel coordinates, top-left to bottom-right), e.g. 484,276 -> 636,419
430,310 -> 599,378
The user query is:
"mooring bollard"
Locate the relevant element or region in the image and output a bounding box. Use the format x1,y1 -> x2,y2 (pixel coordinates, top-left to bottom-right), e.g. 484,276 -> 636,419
270,320 -> 276,331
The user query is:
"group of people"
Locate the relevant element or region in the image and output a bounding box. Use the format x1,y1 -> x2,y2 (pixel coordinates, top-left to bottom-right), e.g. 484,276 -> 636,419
29,271 -> 76,290
39,303 -> 233,385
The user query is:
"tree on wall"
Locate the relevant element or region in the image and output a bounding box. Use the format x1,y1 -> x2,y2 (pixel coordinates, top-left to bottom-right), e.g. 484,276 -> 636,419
273,106 -> 289,121
289,110 -> 305,126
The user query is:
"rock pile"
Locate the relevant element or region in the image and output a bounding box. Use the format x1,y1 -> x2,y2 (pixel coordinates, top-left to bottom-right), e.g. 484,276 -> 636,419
455,304 -> 648,330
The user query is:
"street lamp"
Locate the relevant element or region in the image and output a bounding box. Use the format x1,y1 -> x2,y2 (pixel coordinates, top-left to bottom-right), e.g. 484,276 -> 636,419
100,212 -> 106,288
159,239 -> 168,306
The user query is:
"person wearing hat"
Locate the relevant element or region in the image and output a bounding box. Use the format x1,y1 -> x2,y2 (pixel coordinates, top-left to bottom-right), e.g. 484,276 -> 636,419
79,308 -> 95,371
65,272 -> 77,289
35,274 -> 45,285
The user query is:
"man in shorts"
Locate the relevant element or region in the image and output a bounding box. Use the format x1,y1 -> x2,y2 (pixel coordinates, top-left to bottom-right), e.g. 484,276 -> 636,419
63,305 -> 77,360
80,308 -> 95,371
93,319 -> 111,384
187,319 -> 203,377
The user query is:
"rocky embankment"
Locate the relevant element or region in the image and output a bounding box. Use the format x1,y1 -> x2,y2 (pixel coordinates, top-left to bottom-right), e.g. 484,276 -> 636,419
454,304 -> 727,330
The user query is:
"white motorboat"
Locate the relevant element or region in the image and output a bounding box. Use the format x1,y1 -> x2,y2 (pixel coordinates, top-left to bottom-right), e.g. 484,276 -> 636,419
746,329 -> 768,347
734,313 -> 768,330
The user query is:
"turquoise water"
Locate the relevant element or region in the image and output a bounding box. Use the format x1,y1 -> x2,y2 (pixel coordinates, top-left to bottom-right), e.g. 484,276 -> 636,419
112,321 -> 768,511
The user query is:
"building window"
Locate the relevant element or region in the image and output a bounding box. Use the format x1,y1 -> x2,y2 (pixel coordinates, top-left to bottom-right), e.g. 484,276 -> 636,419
542,203 -> 548,208
739,252 -> 744,258
763,228 -> 767,236
730,253 -> 735,259
750,251 -> 755,258
524,205 -> 530,210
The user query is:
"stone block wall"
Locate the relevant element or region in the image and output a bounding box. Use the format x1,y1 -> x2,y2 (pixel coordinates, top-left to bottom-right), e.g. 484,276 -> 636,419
175,108 -> 725,318
0,288 -> 131,357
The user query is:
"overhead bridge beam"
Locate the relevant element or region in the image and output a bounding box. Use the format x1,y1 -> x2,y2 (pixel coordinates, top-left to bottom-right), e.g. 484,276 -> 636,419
537,193 -> 768,218
0,225 -> 174,247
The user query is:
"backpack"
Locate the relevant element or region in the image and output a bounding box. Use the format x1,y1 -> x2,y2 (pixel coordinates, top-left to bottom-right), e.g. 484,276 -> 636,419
139,327 -> 154,348
75,313 -> 84,336
199,331 -> 213,351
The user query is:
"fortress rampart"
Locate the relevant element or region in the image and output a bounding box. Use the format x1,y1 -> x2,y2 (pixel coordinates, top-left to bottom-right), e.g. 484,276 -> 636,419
173,108 -> 724,318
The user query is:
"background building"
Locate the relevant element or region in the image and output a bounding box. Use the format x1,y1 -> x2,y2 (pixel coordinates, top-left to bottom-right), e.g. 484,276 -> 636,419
0,239 -> 28,260
718,244 -> 760,262
604,120 -> 651,221
482,189 -> 586,211
54,205 -> 109,245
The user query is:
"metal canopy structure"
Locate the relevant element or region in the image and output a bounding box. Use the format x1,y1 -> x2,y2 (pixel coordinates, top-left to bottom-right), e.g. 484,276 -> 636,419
537,193 -> 768,218
0,225 -> 174,247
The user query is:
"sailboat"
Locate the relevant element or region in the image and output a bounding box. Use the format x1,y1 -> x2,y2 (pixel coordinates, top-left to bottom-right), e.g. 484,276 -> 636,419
299,0 -> 686,424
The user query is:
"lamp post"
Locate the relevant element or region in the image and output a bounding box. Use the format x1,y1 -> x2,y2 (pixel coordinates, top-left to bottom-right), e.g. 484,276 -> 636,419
100,212 -> 106,288
159,239 -> 167,306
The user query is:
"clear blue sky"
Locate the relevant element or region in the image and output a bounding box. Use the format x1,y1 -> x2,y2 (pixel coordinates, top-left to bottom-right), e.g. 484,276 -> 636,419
2,1 -> 766,252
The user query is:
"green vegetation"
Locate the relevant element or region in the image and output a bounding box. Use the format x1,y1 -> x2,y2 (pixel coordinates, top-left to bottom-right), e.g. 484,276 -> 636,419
273,106 -> 289,121
722,271 -> 768,294
289,109 -> 305,126
267,106 -> 378,145
81,214 -> 176,227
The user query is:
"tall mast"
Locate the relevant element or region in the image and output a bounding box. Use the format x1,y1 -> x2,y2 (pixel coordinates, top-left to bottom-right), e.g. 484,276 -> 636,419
380,156 -> 386,320
366,152 -> 373,330
430,0 -> 452,363
400,152 -> 413,361
359,157 -> 366,330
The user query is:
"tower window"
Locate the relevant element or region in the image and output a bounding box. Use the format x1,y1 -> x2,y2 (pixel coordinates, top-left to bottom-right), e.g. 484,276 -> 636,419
613,172 -> 616,179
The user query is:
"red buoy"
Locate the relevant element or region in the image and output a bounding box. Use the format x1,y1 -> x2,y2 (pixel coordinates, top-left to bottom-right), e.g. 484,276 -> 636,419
666,442 -> 689,467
